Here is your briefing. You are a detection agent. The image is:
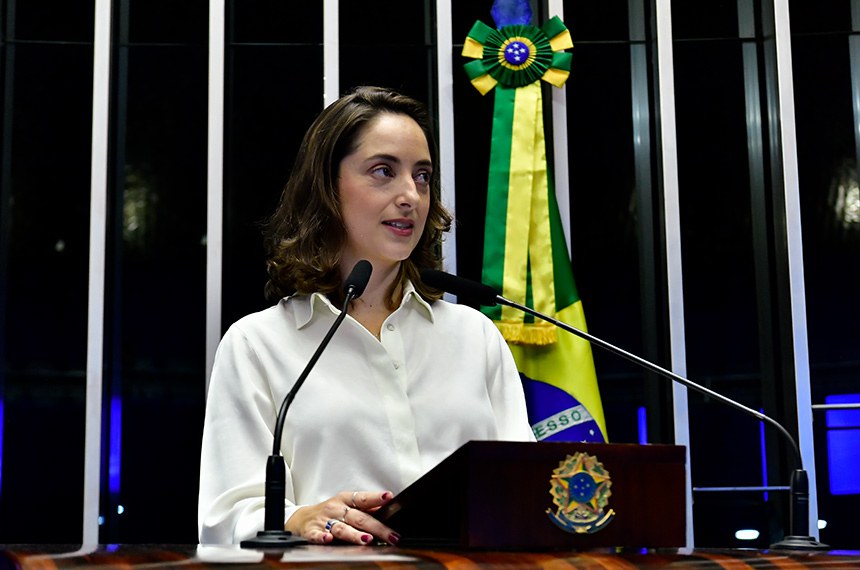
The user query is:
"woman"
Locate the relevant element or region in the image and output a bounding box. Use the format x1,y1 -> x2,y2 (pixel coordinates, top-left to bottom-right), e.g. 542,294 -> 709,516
198,86 -> 534,546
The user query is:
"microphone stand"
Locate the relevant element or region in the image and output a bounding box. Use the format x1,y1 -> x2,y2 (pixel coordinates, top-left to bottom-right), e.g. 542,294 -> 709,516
241,262 -> 370,549
493,294 -> 828,551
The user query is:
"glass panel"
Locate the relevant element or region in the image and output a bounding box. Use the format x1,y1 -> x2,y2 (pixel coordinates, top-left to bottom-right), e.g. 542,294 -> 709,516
674,40 -> 762,382
791,0 -> 860,548
222,14 -> 324,329
127,0 -> 208,44
452,0 -> 495,36
340,0 -> 430,47
564,0 -> 632,42
230,0 -> 322,44
10,0 -> 94,42
789,0 -> 853,35
451,0 -> 500,285
101,39 -> 208,543
563,1 -> 665,446
563,39 -> 656,444
673,23 -> 771,551
340,45 -> 433,101
672,0 -> 739,40
339,0 -> 433,101
0,42 -> 93,543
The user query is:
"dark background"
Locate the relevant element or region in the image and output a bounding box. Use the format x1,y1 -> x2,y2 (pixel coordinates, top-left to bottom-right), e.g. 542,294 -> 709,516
0,0 -> 857,550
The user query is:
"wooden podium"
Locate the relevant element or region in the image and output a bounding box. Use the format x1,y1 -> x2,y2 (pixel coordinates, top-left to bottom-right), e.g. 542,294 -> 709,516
374,441 -> 686,550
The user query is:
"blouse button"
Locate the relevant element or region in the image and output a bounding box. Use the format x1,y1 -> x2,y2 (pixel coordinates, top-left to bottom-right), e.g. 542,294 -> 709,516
386,323 -> 395,331
393,361 -> 401,370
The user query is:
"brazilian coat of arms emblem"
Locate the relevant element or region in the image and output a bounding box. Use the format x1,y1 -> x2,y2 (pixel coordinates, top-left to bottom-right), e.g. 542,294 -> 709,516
546,452 -> 615,534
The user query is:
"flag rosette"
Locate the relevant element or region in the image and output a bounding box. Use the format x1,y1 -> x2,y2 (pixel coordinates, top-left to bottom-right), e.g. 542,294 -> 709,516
462,16 -> 573,95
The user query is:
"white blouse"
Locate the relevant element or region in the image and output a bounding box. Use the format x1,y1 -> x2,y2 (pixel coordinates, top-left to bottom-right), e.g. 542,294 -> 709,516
198,281 -> 535,544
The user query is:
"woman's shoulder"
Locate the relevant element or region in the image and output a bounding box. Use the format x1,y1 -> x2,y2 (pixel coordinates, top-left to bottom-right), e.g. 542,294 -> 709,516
428,298 -> 497,329
227,298 -> 297,337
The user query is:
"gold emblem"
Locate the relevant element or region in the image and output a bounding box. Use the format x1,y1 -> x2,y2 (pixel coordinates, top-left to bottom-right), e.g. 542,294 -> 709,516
546,452 -> 615,534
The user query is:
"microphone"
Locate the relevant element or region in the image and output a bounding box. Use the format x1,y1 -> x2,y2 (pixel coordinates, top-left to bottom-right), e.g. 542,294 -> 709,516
420,269 -> 828,551
241,260 -> 373,549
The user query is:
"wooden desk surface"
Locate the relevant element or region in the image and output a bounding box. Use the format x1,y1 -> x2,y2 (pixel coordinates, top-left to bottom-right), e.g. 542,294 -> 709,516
2,544 -> 860,570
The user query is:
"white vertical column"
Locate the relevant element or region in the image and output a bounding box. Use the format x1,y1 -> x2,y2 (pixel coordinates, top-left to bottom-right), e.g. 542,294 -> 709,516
323,0 -> 339,107
436,0 -> 457,273
547,0 -> 571,251
206,0 -> 225,390
773,0 -> 819,537
83,0 -> 112,546
654,0 -> 693,549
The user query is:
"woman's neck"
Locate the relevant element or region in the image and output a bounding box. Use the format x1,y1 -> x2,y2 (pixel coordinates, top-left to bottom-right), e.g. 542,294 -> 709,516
346,262 -> 402,338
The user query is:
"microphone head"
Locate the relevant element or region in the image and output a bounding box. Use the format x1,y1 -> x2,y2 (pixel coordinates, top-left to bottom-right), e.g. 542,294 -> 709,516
419,269 -> 499,306
343,260 -> 373,298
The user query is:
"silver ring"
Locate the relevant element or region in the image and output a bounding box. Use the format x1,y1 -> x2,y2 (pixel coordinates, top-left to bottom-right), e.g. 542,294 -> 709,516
351,491 -> 359,508
325,519 -> 340,532
341,505 -> 351,522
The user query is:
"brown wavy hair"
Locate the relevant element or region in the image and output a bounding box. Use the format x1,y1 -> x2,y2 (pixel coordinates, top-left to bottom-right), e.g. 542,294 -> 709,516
263,86 -> 453,308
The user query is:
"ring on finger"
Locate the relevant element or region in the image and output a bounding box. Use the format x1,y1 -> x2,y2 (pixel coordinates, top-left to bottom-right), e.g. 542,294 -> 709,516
341,506 -> 351,522
325,519 -> 340,532
351,491 -> 359,508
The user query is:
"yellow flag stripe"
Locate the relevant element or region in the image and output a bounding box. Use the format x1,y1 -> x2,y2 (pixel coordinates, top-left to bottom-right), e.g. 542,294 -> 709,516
527,90 -> 555,319
501,82 -> 540,323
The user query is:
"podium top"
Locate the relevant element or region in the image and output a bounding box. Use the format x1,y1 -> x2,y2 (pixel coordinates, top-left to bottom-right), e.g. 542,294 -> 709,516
1,544 -> 857,570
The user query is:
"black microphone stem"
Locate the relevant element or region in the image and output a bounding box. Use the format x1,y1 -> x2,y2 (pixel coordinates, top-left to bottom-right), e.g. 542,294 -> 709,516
272,293 -> 352,456
496,294 -> 802,467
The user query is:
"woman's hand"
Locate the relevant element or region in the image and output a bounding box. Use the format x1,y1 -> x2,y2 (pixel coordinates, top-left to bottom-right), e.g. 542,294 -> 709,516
285,490 -> 400,546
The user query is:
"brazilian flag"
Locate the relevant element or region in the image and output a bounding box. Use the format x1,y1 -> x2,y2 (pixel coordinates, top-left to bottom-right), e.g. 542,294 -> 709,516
463,3 -> 607,443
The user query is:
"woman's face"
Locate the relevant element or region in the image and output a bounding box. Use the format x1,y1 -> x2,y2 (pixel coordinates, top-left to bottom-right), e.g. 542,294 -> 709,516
338,112 -> 432,274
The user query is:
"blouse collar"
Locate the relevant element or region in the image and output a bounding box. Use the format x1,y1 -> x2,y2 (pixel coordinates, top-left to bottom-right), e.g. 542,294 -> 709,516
289,279 -> 435,330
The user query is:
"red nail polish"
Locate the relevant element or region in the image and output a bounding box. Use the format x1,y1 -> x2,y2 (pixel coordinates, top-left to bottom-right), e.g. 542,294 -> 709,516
388,532 -> 401,545
381,492 -> 393,500
361,534 -> 373,544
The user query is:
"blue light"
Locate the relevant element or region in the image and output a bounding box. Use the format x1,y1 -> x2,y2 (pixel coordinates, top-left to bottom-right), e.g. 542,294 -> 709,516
109,396 -> 122,496
637,406 -> 648,445
759,409 -> 768,502
825,394 -> 860,495
0,398 -> 4,495
825,394 -> 860,428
